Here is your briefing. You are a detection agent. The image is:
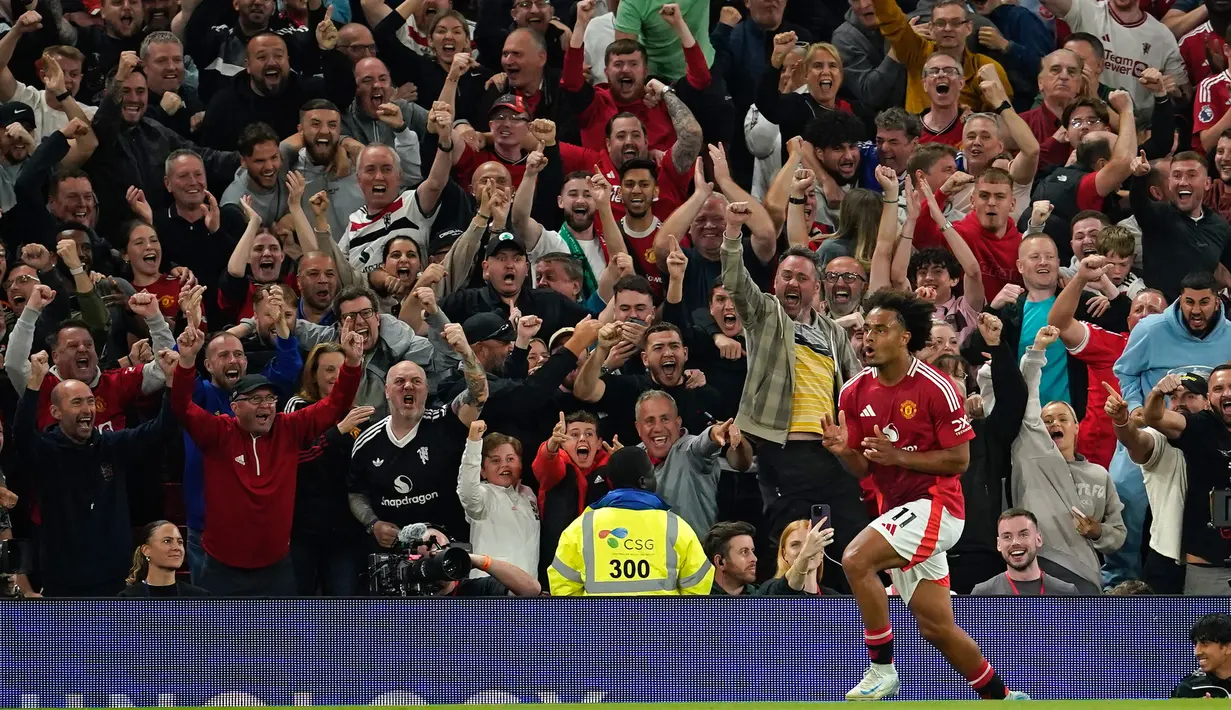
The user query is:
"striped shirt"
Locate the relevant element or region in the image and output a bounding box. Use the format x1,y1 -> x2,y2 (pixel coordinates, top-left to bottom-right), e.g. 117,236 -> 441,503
788,324 -> 838,435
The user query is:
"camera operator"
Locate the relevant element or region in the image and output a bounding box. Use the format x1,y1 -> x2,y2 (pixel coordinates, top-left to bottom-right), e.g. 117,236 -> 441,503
1143,367 -> 1231,595
119,521 -> 209,597
406,527 -> 541,597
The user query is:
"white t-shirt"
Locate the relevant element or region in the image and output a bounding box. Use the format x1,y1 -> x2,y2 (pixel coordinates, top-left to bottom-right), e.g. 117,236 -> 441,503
1062,0 -> 1186,117
536,227 -> 608,276
583,13 -> 617,86
1140,427 -> 1186,563
10,82 -> 98,142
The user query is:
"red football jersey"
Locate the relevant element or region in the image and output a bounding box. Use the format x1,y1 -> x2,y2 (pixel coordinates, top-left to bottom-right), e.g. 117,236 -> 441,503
1071,321 -> 1127,468
919,110 -> 964,148
1195,71 -> 1231,143
1180,22 -> 1225,96
138,273 -> 184,319
34,365 -> 146,432
838,358 -> 974,518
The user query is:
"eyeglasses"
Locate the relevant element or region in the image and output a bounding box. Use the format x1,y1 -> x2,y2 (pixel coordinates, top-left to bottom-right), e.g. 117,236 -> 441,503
338,43 -> 376,53
236,394 -> 278,405
929,18 -> 968,28
824,272 -> 866,284
5,274 -> 38,288
923,66 -> 962,78
341,307 -> 376,321
490,113 -> 528,123
1069,117 -> 1104,128
514,0 -> 551,8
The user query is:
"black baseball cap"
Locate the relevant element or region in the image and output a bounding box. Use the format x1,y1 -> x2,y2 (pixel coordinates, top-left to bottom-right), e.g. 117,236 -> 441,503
462,312 -> 515,344
0,102 -> 35,131
485,231 -> 527,258
230,375 -> 278,401
1179,372 -> 1208,396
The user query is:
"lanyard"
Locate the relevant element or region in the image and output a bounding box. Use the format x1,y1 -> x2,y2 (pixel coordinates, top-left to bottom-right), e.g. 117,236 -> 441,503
1005,571 -> 1043,596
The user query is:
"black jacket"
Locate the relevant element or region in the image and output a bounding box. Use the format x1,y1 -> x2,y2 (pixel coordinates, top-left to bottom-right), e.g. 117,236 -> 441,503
197,70 -> 342,151
286,397 -> 367,541
88,95 -> 240,242
13,388 -> 174,594
952,338 -> 1025,556
441,283 -> 590,349
145,86 -> 207,139
182,3 -> 326,101
118,580 -> 211,597
370,10 -> 495,127
440,345 -> 579,480
662,299 -> 747,420
75,26 -> 143,104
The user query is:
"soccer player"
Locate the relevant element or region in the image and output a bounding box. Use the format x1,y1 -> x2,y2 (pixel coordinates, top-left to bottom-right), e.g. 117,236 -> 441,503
821,290 -> 1027,701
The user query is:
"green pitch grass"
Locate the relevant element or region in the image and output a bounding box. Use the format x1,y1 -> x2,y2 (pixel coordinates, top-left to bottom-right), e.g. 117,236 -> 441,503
72,698 -> 1216,703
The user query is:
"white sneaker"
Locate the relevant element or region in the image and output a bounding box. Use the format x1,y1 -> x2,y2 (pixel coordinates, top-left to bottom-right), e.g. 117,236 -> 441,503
1006,690 -> 1031,700
846,663 -> 900,701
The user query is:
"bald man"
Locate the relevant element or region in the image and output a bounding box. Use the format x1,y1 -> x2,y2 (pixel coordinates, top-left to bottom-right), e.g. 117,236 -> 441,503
14,353 -> 175,597
348,330 -> 486,549
342,57 -> 429,187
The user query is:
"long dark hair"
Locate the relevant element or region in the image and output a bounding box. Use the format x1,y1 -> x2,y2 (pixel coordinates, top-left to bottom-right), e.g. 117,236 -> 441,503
126,520 -> 175,585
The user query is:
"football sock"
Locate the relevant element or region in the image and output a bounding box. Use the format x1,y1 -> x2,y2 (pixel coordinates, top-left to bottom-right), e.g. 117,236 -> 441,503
967,659 -> 1008,699
864,625 -> 893,665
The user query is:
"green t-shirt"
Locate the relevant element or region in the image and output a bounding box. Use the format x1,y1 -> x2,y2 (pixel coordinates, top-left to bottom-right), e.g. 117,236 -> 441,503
613,0 -> 714,82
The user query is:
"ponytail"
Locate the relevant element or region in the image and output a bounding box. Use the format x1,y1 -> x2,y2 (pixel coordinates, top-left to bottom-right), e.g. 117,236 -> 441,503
125,547 -> 149,586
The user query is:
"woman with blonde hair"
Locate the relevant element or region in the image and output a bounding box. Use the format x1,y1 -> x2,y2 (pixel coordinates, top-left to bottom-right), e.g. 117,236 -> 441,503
815,188 -> 882,266
775,518 -> 842,595
119,521 -> 209,597
757,41 -> 853,145
285,342 -> 376,596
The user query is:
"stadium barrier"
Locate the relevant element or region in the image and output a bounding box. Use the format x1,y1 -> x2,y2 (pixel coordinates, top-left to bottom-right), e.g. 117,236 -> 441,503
1,596 -> 1213,705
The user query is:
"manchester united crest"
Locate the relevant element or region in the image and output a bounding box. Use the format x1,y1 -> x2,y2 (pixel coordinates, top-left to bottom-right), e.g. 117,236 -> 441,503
900,400 -> 917,419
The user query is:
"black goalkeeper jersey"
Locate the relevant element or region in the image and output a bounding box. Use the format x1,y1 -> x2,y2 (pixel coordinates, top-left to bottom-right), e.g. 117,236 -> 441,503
1173,671 -> 1231,698
347,408 -> 470,540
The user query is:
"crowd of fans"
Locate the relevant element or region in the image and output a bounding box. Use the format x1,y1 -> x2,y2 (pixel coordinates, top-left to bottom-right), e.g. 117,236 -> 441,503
0,0 -> 1226,601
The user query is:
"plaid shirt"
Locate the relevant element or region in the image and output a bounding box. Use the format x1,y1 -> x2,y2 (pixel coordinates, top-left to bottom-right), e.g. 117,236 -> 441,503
721,237 -> 863,445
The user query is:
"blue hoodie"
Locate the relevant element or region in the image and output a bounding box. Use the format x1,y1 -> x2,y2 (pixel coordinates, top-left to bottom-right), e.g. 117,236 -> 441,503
590,488 -> 671,512
182,334 -> 304,532
1113,300 -> 1231,411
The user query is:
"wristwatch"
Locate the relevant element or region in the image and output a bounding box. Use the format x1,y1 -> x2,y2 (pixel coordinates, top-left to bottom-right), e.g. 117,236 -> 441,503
941,220 -> 955,232
365,520 -> 378,535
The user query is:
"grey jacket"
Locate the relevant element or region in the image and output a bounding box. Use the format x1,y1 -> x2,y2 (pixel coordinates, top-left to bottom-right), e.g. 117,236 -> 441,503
643,426 -> 722,535
1010,348 -> 1127,588
969,570 -> 1081,595
832,10 -> 907,114
278,146 -> 366,241
220,167 -> 289,228
290,311 -> 459,418
342,98 -> 428,188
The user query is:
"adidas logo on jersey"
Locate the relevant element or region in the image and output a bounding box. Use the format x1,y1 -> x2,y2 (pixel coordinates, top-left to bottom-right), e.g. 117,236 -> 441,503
861,405 -> 876,417
881,522 -> 898,535
234,455 -> 245,465
373,458 -> 384,467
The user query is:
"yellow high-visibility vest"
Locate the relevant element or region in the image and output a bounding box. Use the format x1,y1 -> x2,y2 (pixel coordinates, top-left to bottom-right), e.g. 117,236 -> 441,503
549,506 -> 713,596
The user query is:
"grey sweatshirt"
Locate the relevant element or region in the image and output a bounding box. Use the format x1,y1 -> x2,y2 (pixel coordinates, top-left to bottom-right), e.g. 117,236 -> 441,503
642,426 -> 722,535
342,98 -> 427,188
1011,348 -> 1127,588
